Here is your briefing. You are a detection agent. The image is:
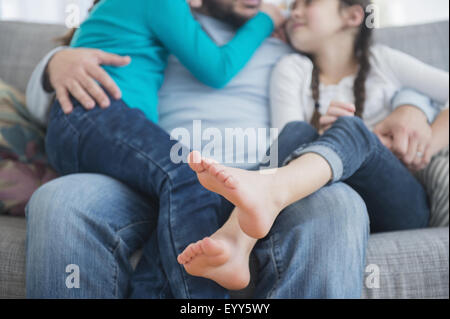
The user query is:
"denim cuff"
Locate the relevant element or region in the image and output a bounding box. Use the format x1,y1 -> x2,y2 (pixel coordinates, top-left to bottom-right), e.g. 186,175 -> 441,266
283,144 -> 344,183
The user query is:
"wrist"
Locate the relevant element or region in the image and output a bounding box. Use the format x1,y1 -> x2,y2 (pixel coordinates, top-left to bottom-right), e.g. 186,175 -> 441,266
396,105 -> 429,125
396,104 -> 430,123
392,89 -> 439,124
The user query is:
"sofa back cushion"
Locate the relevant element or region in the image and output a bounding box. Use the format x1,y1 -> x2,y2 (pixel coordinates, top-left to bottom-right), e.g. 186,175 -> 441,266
375,20 -> 449,72
0,20 -> 448,94
0,21 -> 66,93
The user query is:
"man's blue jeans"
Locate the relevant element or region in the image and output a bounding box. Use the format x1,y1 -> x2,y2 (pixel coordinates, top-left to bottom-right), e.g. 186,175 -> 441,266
26,98 -> 370,298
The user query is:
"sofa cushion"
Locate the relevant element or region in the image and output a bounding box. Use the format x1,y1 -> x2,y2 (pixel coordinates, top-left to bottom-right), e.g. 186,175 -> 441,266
1,215 -> 448,299
0,80 -> 58,216
375,20 -> 449,72
0,216 -> 26,298
0,21 -> 66,93
362,227 -> 449,299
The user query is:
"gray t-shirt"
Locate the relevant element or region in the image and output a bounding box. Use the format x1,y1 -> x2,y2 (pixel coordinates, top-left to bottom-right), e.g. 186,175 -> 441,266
158,14 -> 292,169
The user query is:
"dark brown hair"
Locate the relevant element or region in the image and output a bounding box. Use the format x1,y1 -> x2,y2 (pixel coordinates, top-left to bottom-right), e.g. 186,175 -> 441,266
57,0 -> 102,45
310,0 -> 373,128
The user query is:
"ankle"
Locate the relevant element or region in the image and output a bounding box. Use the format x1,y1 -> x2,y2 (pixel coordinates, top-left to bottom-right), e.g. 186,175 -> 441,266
219,214 -> 257,251
268,171 -> 291,210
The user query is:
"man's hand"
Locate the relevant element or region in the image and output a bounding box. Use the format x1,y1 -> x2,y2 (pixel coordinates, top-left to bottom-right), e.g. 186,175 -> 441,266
373,105 -> 433,171
46,48 -> 131,114
319,101 -> 355,134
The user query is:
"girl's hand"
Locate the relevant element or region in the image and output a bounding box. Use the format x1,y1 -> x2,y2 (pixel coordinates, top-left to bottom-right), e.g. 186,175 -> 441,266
272,23 -> 288,43
319,101 -> 356,134
188,0 -> 202,8
261,3 -> 286,28
47,48 -> 130,113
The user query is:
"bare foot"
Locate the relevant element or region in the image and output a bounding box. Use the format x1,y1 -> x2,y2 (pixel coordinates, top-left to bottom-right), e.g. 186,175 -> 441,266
177,226 -> 252,291
188,151 -> 286,239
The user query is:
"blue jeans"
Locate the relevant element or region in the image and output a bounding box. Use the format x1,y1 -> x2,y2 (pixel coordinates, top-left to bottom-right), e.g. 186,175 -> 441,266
27,98 -> 369,298
283,117 -> 430,233
26,175 -> 369,298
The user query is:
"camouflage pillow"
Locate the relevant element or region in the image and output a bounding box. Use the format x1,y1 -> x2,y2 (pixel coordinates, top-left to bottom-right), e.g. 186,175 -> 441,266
0,79 -> 59,216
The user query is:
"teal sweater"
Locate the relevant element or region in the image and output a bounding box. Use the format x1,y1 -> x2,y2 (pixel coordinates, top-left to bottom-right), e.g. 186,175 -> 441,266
71,0 -> 274,123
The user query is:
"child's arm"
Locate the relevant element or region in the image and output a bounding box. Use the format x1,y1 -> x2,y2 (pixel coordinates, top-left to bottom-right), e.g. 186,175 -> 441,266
147,0 -> 279,88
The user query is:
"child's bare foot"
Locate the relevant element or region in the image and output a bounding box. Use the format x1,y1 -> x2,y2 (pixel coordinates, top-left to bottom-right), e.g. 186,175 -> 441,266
177,226 -> 252,291
188,151 -> 286,239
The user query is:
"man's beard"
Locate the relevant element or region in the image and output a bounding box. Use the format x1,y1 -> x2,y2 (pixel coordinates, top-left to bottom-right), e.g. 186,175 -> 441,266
200,0 -> 250,28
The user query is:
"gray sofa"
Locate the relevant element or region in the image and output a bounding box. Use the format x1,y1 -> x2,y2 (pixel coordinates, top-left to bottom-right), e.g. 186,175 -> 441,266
0,20 -> 449,299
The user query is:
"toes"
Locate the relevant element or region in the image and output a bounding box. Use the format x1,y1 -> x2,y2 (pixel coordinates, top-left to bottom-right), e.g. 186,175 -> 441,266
208,165 -> 237,189
217,170 -> 229,183
177,250 -> 189,264
188,151 -> 205,173
180,243 -> 195,263
201,157 -> 218,170
224,176 -> 238,189
209,163 -> 225,178
178,239 -> 206,265
200,237 -> 224,257
193,241 -> 203,255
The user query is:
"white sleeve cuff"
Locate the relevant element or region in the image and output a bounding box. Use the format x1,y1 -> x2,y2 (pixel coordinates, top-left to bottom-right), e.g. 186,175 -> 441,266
26,46 -> 68,127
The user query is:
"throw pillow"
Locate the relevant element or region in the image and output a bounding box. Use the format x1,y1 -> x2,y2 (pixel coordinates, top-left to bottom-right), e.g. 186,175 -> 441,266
0,79 -> 58,216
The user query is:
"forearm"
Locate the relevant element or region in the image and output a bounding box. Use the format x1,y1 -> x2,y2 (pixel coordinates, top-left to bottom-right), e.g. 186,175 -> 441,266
392,88 -> 440,124
430,108 -> 449,155
26,46 -> 67,126
148,0 -> 274,88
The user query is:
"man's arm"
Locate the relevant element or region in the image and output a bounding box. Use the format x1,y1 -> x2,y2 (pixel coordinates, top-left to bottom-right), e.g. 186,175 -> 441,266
26,47 -> 67,126
391,88 -> 441,124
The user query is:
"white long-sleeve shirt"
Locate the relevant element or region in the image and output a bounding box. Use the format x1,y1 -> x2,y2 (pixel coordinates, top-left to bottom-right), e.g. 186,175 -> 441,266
270,44 -> 450,132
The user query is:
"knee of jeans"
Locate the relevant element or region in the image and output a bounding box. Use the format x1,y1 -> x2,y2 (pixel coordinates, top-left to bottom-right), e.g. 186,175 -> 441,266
27,177 -> 77,230
273,183 -> 369,238
302,183 -> 369,238
334,116 -> 376,143
326,183 -> 370,236
335,116 -> 366,129
26,175 -> 107,233
281,121 -> 315,136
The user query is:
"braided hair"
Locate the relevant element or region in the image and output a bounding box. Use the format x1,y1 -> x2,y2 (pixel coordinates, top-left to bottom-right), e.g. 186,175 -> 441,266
58,0 -> 102,45
310,0 -> 373,128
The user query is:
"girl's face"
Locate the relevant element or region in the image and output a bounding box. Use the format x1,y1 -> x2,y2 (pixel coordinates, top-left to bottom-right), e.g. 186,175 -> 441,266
286,0 -> 359,53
